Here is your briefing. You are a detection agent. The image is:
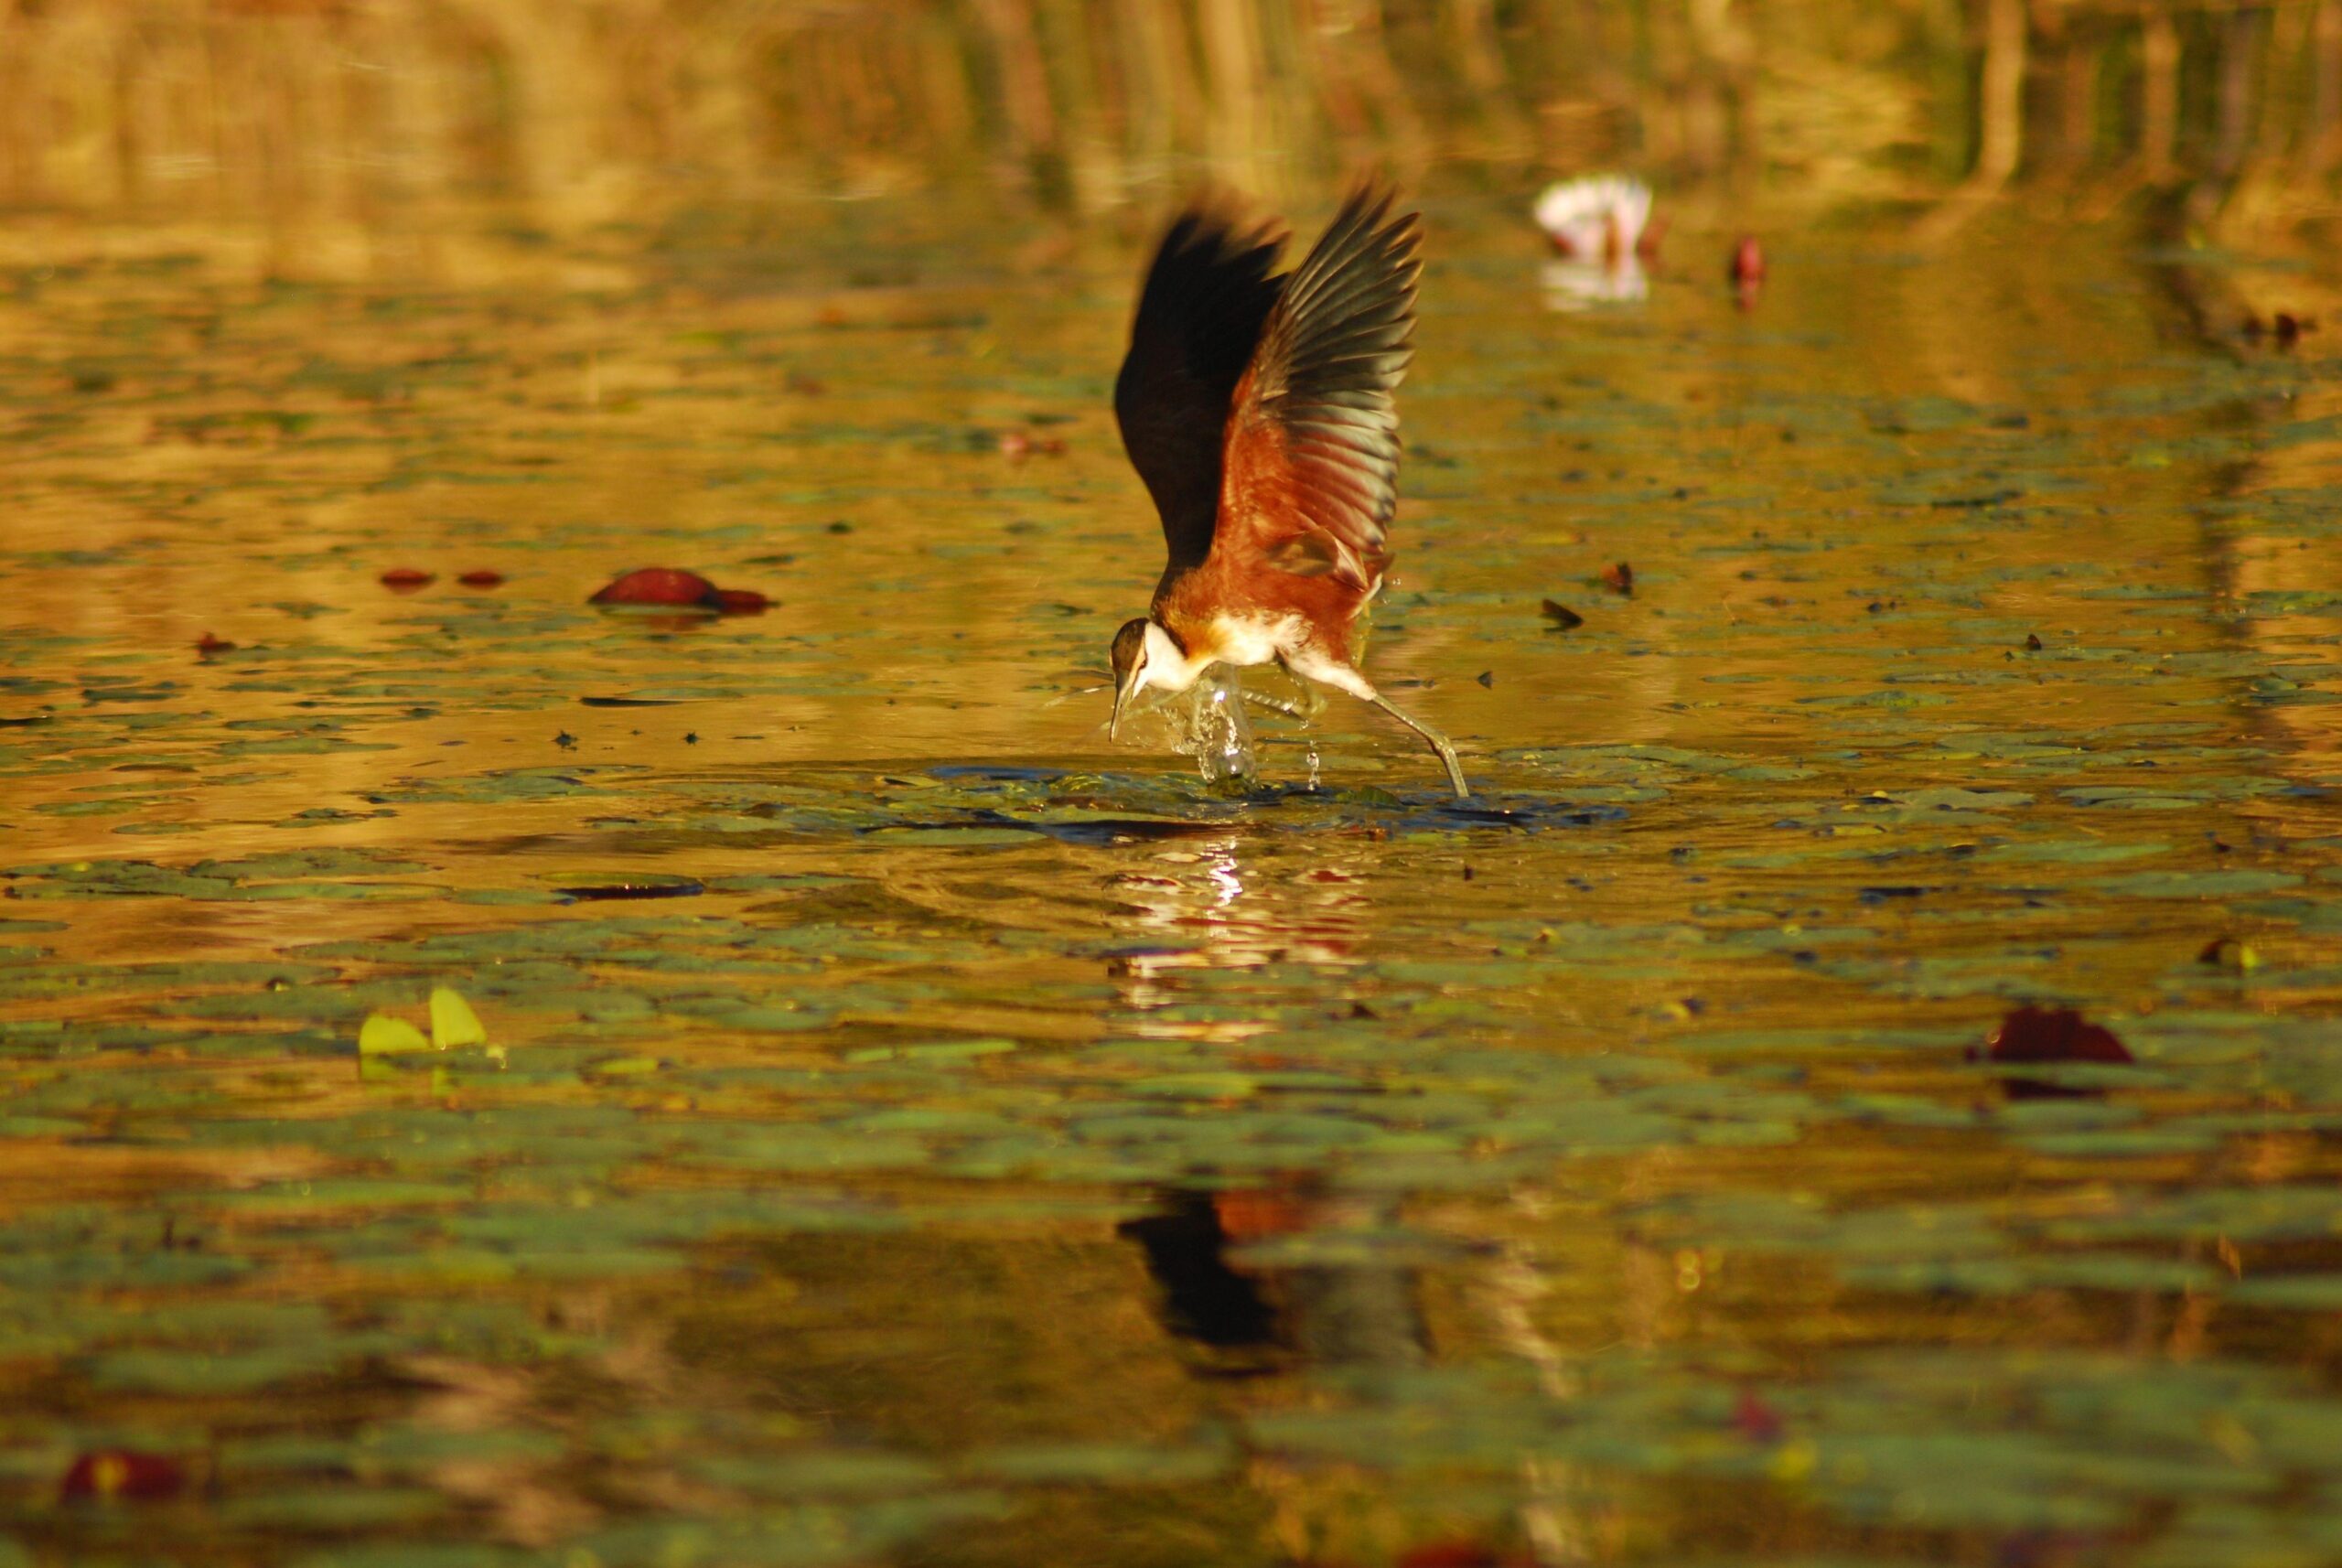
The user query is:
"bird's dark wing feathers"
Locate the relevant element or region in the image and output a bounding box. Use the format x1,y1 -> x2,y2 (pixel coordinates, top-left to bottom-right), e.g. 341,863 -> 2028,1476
1219,184 -> 1420,588
1113,206 -> 1287,576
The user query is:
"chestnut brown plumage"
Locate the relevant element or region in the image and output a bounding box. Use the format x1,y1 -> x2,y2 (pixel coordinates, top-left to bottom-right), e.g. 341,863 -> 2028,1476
1107,183 -> 1467,799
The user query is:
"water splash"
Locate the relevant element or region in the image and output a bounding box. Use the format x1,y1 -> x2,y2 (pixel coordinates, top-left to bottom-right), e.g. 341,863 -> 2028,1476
1171,665 -> 1256,785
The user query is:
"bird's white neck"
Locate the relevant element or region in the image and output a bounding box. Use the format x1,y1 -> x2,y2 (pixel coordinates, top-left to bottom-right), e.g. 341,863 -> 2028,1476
1142,620 -> 1218,695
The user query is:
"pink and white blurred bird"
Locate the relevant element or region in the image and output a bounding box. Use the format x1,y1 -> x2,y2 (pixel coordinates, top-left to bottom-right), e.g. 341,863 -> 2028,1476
1531,175 -> 1656,263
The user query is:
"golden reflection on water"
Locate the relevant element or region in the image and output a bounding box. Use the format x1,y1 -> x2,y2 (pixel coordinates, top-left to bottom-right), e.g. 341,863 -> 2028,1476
1107,834 -> 1373,1038
3,0 -> 2338,254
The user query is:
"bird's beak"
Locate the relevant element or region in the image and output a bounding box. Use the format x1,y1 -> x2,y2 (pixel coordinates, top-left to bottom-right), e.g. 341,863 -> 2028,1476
1109,668 -> 1139,741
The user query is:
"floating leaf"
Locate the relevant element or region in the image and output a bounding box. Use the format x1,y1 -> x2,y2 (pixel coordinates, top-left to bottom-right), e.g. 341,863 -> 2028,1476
556,879 -> 705,902
2197,937 -> 2259,972
1976,1005 -> 2132,1066
2228,1275 -> 2342,1311
589,567 -> 719,607
59,1451 -> 188,1502
428,988 -> 486,1049
359,1014 -> 432,1056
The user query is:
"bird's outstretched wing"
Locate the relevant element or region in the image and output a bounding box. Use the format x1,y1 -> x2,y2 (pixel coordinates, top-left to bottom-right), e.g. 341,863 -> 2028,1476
1114,203 -> 1287,579
1215,184 -> 1419,590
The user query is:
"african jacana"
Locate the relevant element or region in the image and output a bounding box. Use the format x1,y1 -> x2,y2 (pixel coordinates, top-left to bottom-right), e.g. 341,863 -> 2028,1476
1107,183 -> 1469,800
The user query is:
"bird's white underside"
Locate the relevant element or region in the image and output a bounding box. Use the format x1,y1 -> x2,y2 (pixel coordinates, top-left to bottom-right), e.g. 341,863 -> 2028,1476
1139,612 -> 1376,703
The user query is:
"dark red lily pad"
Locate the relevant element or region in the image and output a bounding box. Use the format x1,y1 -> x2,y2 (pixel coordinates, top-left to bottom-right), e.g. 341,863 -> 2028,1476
457,570 -> 505,588
195,633 -> 236,656
1977,1005 -> 2131,1065
61,1450 -> 188,1502
590,567 -> 719,607
1734,1388 -> 1785,1443
589,568 -> 770,616
379,567 -> 433,591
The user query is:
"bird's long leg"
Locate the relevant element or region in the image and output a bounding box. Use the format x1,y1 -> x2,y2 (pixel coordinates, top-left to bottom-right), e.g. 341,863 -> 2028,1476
1284,654 -> 1472,800
1241,691 -> 1312,720
1365,692 -> 1470,800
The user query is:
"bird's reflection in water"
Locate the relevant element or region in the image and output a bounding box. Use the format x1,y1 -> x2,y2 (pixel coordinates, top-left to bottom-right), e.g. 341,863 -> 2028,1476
1123,1178 -> 1608,1563
1103,833 -> 1369,1038
1540,256 -> 1649,311
1105,834 -> 1427,1360
1105,834 -> 1423,1362
1117,1191 -> 1280,1363
1104,832 -> 1605,1559
1122,1184 -> 1425,1375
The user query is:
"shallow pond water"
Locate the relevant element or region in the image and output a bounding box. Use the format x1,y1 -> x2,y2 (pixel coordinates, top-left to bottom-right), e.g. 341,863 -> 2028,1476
0,193 -> 2339,1568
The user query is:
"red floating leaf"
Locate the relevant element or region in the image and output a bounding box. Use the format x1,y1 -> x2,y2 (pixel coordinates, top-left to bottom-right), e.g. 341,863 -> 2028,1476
712,588 -> 770,616
588,568 -> 720,608
61,1450 -> 188,1502
379,567 -> 434,591
1734,1389 -> 1785,1443
1981,1005 -> 2131,1066
457,570 -> 505,588
195,633 -> 236,656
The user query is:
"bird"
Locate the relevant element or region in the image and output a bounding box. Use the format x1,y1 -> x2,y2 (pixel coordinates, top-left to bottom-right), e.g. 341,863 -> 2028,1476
1531,173 -> 1657,263
1533,175 -> 1658,311
1106,182 -> 1468,800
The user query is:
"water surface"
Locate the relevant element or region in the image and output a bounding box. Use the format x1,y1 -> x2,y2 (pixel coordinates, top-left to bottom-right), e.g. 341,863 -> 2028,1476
1,194 -> 2339,1567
